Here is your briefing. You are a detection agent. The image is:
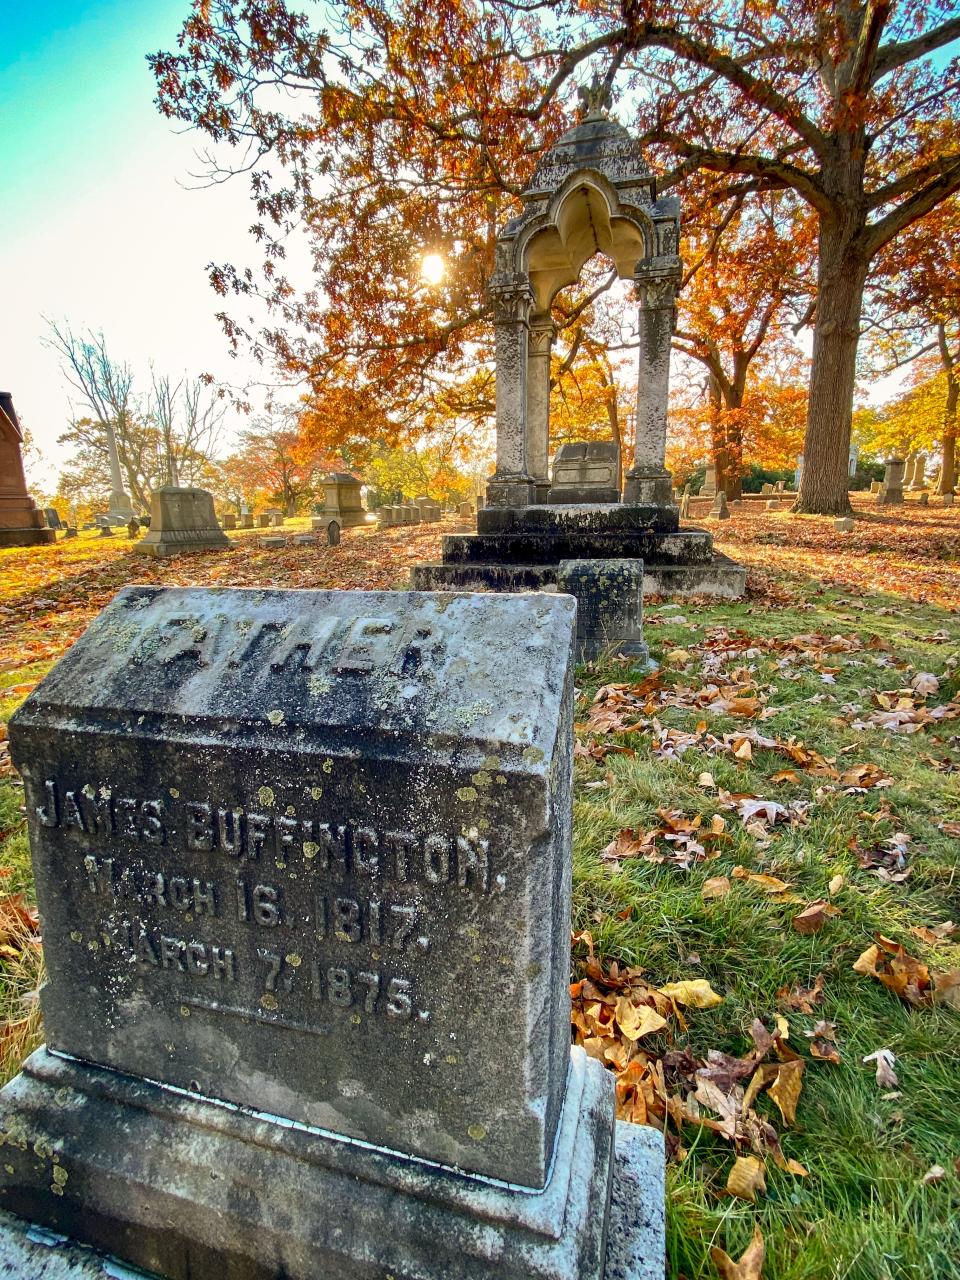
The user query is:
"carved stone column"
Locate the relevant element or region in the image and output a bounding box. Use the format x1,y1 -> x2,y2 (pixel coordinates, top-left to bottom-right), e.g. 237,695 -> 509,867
526,313 -> 554,503
622,262 -> 680,506
486,278 -> 536,508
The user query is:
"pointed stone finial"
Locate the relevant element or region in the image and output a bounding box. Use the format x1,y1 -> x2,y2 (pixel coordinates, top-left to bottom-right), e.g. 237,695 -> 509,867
577,75 -> 612,121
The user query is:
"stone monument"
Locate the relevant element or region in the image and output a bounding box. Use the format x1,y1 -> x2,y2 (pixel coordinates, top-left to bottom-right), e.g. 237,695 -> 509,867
0,393 -> 55,548
321,473 -> 368,529
413,96 -> 744,602
877,457 -> 906,505
134,486 -> 230,558
0,585 -> 653,1280
700,464 -> 717,498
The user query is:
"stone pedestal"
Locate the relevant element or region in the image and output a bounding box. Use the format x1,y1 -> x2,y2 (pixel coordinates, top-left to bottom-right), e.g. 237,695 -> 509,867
700,465 -> 717,498
321,473 -> 368,528
0,393 -> 55,548
134,486 -> 229,558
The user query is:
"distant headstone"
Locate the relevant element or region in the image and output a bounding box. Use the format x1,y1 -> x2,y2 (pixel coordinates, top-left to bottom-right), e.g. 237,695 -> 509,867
557,559 -> 647,664
761,482 -> 774,495
457,501 -> 474,520
44,508 -> 64,531
548,441 -> 620,504
908,457 -> 927,490
326,520 -> 341,546
126,517 -> 140,539
943,493 -> 955,507
679,491 -> 691,518
64,526 -> 77,539
258,535 -> 286,548
870,480 -> 882,494
241,514 -> 254,530
2,586 -> 616,1280
710,491 -> 730,520
270,513 -> 285,528
765,499 -> 779,511
97,523 -> 114,538
700,464 -> 717,498
918,492 -> 929,506
258,513 -> 271,528
293,533 -> 316,546
775,480 -> 785,493
135,487 -> 230,559
834,517 -> 854,532
877,457 -> 905,505
321,473 -> 367,528
221,513 -> 237,530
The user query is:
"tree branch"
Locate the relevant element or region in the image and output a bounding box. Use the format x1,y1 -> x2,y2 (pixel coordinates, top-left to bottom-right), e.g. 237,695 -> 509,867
873,15 -> 960,83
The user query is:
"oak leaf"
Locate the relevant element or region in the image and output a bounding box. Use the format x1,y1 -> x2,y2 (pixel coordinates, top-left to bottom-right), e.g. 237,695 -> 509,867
711,1226 -> 765,1280
727,1155 -> 766,1202
767,1059 -> 804,1125
658,979 -> 724,1009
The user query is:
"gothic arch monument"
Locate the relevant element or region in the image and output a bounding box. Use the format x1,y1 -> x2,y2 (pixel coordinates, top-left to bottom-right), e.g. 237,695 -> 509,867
413,101 -> 745,604
487,104 -> 680,510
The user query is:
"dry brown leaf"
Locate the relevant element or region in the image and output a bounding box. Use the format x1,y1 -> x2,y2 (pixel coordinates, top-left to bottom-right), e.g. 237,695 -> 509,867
853,936 -> 931,1006
732,866 -> 792,893
658,979 -> 724,1009
702,876 -> 731,900
777,973 -> 825,1013
922,1164 -> 947,1185
828,874 -> 844,895
862,1048 -> 898,1088
806,1020 -> 841,1064
711,1226 -> 765,1280
792,900 -> 840,935
933,969 -> 960,1010
727,1155 -> 766,1202
767,1059 -> 804,1125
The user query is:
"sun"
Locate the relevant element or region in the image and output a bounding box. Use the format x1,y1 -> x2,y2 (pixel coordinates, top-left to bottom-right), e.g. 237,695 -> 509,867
421,252 -> 446,285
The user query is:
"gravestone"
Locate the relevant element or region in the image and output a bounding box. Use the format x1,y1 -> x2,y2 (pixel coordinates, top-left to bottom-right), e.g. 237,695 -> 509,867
547,441 -> 620,504
241,514 -> 254,530
834,517 -> 854,532
126,517 -> 140,539
870,480 -> 882,494
0,393 -> 55,547
679,491 -> 691,519
457,501 -> 474,520
44,508 -> 64,531
918,492 -> 929,506
293,533 -> 316,546
557,560 -> 647,664
270,513 -> 285,528
761,483 -> 774,495
321,473 -> 368,529
944,493 -> 955,506
222,513 -> 237,531
1,586 -> 621,1280
326,519 -> 341,546
97,523 -> 113,538
700,464 -> 717,498
710,491 -> 730,520
135,487 -> 229,558
765,499 -> 779,511
258,513 -> 271,528
258,535 -> 286,548
64,526 -> 77,539
877,457 -> 905,505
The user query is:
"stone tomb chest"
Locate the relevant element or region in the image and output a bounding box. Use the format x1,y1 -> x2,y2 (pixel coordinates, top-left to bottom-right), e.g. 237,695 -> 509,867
3,586 -> 615,1280
548,441 -> 620,505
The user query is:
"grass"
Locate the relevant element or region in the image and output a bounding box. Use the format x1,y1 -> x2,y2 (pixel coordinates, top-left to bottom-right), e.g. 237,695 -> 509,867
0,498 -> 958,1277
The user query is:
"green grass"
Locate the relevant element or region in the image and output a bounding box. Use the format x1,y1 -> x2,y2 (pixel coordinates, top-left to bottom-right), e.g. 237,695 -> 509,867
573,585 -> 960,1278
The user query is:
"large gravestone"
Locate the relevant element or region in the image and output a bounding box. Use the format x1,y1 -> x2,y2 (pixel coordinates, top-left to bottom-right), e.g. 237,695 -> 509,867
135,486 -> 229,558
1,586 -> 619,1280
321,473 -> 368,529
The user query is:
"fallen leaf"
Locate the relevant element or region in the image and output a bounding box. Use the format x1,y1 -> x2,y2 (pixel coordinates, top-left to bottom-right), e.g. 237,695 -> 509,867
733,866 -> 792,893
711,1225 -> 765,1280
698,771 -> 716,789
922,1164 -> 946,1185
911,672 -> 940,696
862,1048 -> 898,1088
933,970 -> 960,1010
792,900 -> 840,935
853,936 -> 931,1005
658,979 -> 724,1009
777,973 -> 825,1013
615,997 -> 668,1042
806,1020 -> 841,1064
828,874 -> 844,895
702,876 -> 731,900
727,1155 -> 766,1202
767,1059 -> 804,1125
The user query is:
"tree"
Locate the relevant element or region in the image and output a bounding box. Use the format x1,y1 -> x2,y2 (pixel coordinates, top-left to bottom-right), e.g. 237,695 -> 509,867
153,0 -> 960,513
865,194 -> 960,492
674,185 -> 813,498
225,418 -> 332,514
149,372 -> 228,487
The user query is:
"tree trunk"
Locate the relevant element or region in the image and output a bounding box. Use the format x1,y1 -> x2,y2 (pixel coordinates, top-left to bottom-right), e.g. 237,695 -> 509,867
939,374 -> 958,495
794,219 -> 869,516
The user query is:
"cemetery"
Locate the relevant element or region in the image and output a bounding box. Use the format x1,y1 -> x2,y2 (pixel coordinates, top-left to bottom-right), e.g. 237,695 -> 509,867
2,4 -> 960,1280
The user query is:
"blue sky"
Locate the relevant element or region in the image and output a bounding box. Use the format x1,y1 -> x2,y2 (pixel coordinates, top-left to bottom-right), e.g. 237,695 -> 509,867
1,0 -> 267,484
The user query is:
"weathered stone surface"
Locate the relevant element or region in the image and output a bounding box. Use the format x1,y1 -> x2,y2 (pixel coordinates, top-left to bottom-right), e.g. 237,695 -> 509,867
258,535 -> 286,548
877,457 -> 906,506
44,508 -> 65,530
557,559 -> 647,664
293,534 -> 316,546
135,487 -> 229,558
0,1044 -> 614,1280
8,586 -> 578,1190
326,520 -> 341,546
548,442 -> 620,505
241,514 -> 254,529
258,513 -> 271,527
64,527 -> 78,539
221,513 -> 237,530
710,492 -> 730,520
834,517 -> 854,532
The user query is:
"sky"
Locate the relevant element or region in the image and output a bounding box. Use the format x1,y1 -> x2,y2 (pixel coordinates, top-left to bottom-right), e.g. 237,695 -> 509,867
1,0 -> 272,488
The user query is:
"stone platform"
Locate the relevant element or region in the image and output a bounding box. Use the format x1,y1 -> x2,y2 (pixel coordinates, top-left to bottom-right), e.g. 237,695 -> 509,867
0,1119 -> 663,1280
411,502 -> 746,599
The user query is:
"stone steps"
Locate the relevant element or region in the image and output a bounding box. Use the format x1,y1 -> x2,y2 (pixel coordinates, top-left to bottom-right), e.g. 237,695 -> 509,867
440,527 -> 715,566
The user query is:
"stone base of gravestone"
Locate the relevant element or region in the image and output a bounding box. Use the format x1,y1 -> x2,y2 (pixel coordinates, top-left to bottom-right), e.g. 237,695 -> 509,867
321,473 -> 369,528
293,533 -> 316,546
135,486 -> 229,558
834,517 -> 854,532
0,1121 -> 664,1280
557,559 -> 648,665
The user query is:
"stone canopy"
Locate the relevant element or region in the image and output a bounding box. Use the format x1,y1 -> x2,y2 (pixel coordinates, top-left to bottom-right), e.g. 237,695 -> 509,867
487,107 -> 681,509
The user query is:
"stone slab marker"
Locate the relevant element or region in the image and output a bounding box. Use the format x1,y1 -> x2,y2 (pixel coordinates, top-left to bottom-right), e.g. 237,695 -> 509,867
135,486 -> 229,558
1,586 -> 618,1280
